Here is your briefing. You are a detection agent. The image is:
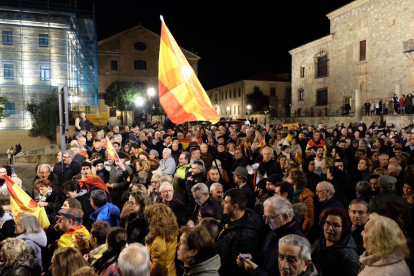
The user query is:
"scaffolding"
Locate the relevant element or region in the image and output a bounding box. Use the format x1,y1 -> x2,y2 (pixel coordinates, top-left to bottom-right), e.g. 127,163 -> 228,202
0,0 -> 98,129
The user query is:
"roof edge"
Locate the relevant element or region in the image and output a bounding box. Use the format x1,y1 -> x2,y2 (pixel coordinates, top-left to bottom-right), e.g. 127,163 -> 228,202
289,34 -> 333,55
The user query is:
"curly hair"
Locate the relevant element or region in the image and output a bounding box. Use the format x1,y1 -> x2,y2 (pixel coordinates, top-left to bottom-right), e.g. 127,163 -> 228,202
1,238 -> 30,267
65,198 -> 82,209
136,159 -> 151,173
34,178 -> 52,190
148,158 -> 160,171
144,203 -> 178,244
288,169 -> 307,190
364,213 -> 409,259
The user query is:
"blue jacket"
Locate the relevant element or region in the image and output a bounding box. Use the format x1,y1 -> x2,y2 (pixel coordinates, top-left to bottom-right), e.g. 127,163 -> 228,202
90,202 -> 120,227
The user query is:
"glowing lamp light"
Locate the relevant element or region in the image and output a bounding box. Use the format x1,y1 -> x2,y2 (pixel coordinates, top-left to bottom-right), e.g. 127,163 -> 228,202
147,87 -> 155,97
247,105 -> 251,110
135,96 -> 144,106
73,96 -> 79,103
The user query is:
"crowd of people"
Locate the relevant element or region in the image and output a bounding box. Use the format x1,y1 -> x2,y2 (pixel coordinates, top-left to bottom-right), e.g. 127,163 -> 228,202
0,118 -> 414,276
360,93 -> 414,115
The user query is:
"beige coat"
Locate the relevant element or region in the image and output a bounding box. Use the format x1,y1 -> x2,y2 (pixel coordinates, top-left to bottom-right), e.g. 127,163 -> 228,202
6,149 -> 13,159
358,252 -> 411,276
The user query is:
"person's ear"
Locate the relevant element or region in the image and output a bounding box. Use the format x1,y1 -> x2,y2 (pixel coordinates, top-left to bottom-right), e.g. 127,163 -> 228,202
302,259 -> 311,272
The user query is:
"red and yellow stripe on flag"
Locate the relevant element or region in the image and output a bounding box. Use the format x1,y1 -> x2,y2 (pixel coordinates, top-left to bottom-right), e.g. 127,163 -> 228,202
5,175 -> 50,228
178,138 -> 204,150
158,16 -> 220,124
104,137 -> 119,160
282,121 -> 299,128
258,138 -> 265,148
295,152 -> 304,165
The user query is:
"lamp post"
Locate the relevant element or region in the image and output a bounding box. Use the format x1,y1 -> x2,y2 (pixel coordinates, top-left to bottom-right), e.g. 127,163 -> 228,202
247,105 -> 251,117
226,106 -> 230,118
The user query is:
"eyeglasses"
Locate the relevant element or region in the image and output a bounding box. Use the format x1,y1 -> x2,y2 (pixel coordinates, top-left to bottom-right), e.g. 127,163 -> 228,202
263,214 -> 282,221
349,210 -> 367,215
161,190 -> 173,194
127,201 -> 136,206
323,220 -> 342,230
151,181 -> 159,184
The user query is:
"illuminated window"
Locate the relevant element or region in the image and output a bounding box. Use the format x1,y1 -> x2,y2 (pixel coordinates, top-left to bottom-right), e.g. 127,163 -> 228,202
39,34 -> 49,47
134,60 -> 147,70
5,102 -> 15,115
40,65 -> 50,81
2,31 -> 12,45
4,64 -> 13,79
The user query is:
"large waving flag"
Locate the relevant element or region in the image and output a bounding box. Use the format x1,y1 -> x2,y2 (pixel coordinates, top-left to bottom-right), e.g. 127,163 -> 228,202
158,16 -> 220,124
5,175 -> 50,228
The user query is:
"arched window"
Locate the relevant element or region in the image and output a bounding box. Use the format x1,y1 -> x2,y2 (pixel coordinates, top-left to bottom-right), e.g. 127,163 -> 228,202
134,60 -> 147,70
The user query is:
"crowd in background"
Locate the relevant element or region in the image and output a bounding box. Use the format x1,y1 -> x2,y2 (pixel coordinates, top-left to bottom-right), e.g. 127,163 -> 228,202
0,116 -> 414,275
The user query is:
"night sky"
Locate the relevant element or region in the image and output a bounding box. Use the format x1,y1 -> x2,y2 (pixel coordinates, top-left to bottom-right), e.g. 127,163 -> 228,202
80,0 -> 354,89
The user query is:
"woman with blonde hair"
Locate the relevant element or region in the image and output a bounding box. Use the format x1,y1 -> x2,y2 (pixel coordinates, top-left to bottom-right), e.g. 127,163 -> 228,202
131,159 -> 152,187
50,247 -> 89,276
148,174 -> 162,203
359,213 -> 410,275
145,203 -> 179,276
0,238 -> 33,276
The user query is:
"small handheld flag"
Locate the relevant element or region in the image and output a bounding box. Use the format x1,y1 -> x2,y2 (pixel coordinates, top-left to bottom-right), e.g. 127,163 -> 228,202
104,137 -> 119,161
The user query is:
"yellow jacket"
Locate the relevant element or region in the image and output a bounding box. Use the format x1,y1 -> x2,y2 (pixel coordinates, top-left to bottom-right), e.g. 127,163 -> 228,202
146,235 -> 177,276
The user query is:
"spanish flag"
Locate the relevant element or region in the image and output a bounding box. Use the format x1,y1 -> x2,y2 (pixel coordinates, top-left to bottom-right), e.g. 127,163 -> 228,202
295,152 -> 304,164
5,175 -> 50,228
158,16 -> 220,124
104,137 -> 119,160
258,138 -> 265,148
178,138 -> 204,150
282,122 -> 299,128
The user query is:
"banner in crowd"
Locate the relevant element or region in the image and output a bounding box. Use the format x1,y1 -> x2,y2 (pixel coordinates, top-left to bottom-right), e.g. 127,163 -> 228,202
158,16 -> 220,124
282,121 -> 299,128
5,175 -> 50,228
179,138 -> 204,150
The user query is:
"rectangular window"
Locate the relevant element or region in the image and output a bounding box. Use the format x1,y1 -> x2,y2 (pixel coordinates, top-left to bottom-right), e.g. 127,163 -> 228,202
134,60 -> 147,70
85,106 -> 91,114
2,31 -> 12,45
270,87 -> 276,97
221,108 -> 224,115
300,67 -> 305,78
5,102 -> 15,115
214,94 -> 217,102
254,86 -> 260,93
238,105 -> 241,114
111,60 -> 118,71
229,106 -> 231,115
221,92 -> 223,100
360,40 -> 366,61
226,91 -> 227,99
317,56 -> 328,78
298,89 -> 304,101
4,64 -> 14,79
109,108 -> 117,117
234,106 -> 236,114
238,88 -> 241,97
316,89 -> 328,106
39,34 -> 49,47
40,65 -> 50,81
229,90 -> 231,99
234,89 -> 236,98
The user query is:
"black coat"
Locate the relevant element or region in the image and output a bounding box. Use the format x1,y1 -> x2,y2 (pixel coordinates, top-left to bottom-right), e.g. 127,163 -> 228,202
61,161 -> 81,186
230,157 -> 248,175
351,227 -> 365,255
44,187 -> 64,224
73,192 -> 94,230
157,197 -> 188,227
217,151 -> 233,174
190,195 -> 223,224
0,253 -> 34,276
185,172 -> 207,215
311,234 -> 360,276
253,218 -> 304,276
213,209 -> 261,276
125,213 -> 150,245
0,219 -> 16,242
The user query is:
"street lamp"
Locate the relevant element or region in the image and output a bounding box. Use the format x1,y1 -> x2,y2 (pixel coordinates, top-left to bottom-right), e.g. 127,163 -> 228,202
135,96 -> 144,106
247,105 -> 251,116
226,106 -> 230,116
147,87 -> 155,97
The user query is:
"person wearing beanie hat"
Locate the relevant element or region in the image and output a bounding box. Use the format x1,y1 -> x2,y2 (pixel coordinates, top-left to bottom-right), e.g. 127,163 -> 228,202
93,159 -> 109,184
57,208 -> 90,254
369,176 -> 413,233
149,150 -> 159,159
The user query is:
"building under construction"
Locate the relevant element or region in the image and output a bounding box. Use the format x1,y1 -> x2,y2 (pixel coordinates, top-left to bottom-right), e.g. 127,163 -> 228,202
0,0 -> 98,129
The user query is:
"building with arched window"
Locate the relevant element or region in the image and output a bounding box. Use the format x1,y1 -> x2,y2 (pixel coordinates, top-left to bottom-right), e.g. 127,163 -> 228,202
97,24 -> 200,125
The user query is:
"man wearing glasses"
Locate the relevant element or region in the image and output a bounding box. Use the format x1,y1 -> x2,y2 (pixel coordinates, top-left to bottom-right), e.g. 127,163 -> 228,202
159,182 -> 187,227
348,199 -> 370,255
61,150 -> 81,186
236,196 -> 304,275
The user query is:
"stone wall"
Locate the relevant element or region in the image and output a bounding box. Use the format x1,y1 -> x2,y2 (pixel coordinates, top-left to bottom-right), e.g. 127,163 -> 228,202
290,0 -> 414,116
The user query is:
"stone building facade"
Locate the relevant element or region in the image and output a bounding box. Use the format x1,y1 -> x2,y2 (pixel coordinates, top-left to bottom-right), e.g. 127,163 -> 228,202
206,72 -> 291,118
289,0 -> 414,116
97,24 -> 200,126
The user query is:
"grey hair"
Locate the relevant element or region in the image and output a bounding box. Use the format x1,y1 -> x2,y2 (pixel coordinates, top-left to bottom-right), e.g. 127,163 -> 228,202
389,163 -> 402,172
191,183 -> 209,195
160,175 -> 174,184
159,182 -> 173,192
278,234 -> 312,262
18,214 -> 42,234
63,150 -> 75,158
210,183 -> 223,192
78,136 -> 86,142
349,198 -> 369,213
119,243 -> 150,276
355,181 -> 371,199
323,183 -> 335,195
114,134 -> 122,139
37,164 -> 51,173
163,148 -> 172,154
263,196 -> 294,221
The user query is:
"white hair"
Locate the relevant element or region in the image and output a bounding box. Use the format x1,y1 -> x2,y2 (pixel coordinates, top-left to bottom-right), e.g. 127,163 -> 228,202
159,182 -> 173,193
37,164 -> 51,173
278,234 -> 312,262
191,183 -> 209,195
263,196 -> 294,221
210,183 -> 222,192
118,243 -> 150,276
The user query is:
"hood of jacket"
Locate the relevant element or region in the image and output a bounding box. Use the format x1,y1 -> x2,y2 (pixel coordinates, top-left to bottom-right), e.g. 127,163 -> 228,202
0,211 -> 14,222
17,230 -> 47,248
360,251 -> 405,267
301,157 -> 314,174
9,253 -> 34,270
291,200 -> 307,217
184,254 -> 221,275
92,202 -> 121,219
